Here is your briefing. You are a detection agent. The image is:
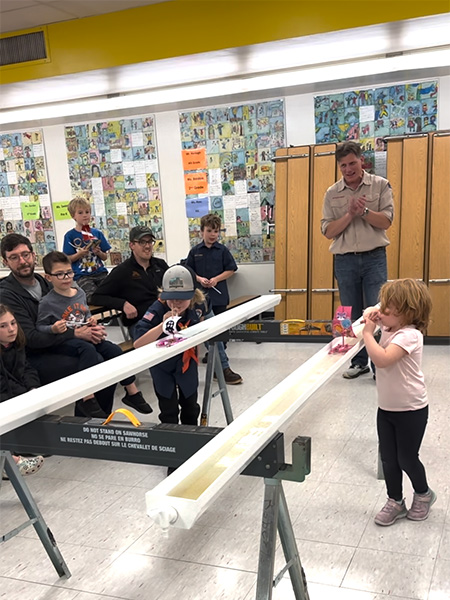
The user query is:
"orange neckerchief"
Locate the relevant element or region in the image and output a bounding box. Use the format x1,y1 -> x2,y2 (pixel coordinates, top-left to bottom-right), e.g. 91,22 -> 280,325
179,319 -> 199,373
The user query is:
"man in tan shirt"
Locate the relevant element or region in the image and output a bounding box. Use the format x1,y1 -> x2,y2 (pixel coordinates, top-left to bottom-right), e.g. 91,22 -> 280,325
321,141 -> 394,379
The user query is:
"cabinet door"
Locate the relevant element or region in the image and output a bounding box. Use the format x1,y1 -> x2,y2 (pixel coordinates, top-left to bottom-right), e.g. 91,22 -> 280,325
286,147 -> 310,320
398,136 -> 428,279
309,145 -> 337,320
427,133 -> 450,337
274,147 -> 310,320
274,147 -> 289,320
386,139 -> 403,280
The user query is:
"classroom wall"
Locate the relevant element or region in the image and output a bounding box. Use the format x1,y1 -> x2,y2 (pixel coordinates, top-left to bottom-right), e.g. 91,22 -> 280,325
3,74 -> 450,299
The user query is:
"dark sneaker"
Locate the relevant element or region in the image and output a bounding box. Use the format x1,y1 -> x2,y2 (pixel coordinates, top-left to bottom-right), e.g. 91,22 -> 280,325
407,489 -> 436,521
374,498 -> 407,526
122,391 -> 153,414
223,367 -> 243,385
202,353 -> 209,364
342,365 -> 370,379
76,398 -> 107,419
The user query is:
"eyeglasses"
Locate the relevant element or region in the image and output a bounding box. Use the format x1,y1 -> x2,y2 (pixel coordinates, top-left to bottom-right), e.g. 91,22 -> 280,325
49,271 -> 74,280
5,251 -> 33,263
134,239 -> 154,247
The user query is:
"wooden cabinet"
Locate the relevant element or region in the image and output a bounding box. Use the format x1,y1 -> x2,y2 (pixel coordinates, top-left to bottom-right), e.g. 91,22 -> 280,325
275,133 -> 449,336
274,147 -> 310,320
309,146 -> 337,320
427,133 -> 450,337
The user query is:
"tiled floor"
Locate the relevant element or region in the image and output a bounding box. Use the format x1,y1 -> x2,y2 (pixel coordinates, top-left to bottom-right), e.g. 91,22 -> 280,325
1,336 -> 449,600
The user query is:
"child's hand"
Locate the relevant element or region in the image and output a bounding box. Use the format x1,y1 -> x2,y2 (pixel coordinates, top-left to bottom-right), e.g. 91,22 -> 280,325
51,319 -> 67,334
90,324 -> 107,344
363,307 -> 381,323
198,276 -> 211,287
91,244 -> 102,256
76,246 -> 90,258
363,319 -> 377,335
87,316 -> 97,326
163,310 -> 178,321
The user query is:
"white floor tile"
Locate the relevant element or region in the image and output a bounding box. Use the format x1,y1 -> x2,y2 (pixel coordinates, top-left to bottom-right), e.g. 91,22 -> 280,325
342,547 -> 435,598
1,341 -> 449,599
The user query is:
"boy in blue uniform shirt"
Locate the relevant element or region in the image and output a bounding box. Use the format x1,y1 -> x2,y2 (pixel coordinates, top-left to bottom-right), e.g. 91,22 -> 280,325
63,197 -> 111,302
185,213 -> 242,384
133,265 -> 206,425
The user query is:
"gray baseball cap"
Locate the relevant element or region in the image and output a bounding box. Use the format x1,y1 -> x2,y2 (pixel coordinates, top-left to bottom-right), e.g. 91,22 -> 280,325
129,226 -> 155,242
161,265 -> 195,300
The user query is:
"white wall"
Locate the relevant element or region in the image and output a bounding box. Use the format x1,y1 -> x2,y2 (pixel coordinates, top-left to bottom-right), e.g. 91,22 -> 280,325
5,75 -> 450,297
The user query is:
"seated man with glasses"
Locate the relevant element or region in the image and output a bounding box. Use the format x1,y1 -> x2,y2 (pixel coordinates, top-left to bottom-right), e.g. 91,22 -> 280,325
91,226 -> 169,337
0,234 -> 116,415
35,251 -> 151,418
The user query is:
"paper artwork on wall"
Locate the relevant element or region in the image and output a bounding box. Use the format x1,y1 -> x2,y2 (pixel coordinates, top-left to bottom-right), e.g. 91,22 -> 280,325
64,116 -> 166,263
179,100 -> 285,263
0,129 -> 56,266
314,81 -> 438,177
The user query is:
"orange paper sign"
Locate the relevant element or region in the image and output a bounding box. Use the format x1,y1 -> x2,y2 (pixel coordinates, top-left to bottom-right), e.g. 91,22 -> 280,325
182,148 -> 207,171
184,172 -> 208,194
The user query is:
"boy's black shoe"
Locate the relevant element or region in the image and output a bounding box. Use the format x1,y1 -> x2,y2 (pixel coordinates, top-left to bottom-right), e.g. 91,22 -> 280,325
122,391 -> 153,414
202,353 -> 208,364
75,398 -> 107,419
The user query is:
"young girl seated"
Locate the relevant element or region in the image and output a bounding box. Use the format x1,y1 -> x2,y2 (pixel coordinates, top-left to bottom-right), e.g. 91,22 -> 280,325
133,265 -> 206,425
0,304 -> 44,477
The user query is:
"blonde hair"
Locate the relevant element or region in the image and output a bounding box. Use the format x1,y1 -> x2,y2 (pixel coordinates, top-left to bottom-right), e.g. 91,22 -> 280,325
68,196 -> 91,217
190,288 -> 206,309
379,279 -> 432,333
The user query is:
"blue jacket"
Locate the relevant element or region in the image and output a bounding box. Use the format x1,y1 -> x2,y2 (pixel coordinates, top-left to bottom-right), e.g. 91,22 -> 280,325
185,241 -> 237,307
134,299 -> 206,398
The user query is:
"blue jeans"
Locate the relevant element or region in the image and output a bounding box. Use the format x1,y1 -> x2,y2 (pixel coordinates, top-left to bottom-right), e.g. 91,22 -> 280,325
334,247 -> 387,368
204,308 -> 229,369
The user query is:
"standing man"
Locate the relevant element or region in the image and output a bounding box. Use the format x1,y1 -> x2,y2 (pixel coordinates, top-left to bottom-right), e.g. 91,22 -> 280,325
321,141 -> 394,379
91,226 -> 169,336
0,233 -> 117,415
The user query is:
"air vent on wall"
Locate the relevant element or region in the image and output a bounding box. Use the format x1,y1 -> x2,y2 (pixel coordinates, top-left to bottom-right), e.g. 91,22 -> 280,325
0,31 -> 47,67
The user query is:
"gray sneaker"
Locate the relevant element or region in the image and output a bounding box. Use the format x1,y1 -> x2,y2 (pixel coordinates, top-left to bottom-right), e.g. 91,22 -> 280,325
374,498 -> 407,526
342,365 -> 370,379
407,489 -> 436,521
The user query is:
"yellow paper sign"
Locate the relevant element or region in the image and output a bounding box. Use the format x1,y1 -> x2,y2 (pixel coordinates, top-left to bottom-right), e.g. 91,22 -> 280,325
21,202 -> 40,220
53,201 -> 71,221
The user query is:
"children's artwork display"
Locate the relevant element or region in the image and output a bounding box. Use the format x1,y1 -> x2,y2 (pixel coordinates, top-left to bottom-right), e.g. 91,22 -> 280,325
179,100 -> 286,263
64,116 -> 166,264
314,81 -> 438,177
0,129 -> 56,266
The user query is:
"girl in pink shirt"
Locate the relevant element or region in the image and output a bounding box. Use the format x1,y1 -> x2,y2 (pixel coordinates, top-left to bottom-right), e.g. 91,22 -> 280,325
363,279 -> 435,527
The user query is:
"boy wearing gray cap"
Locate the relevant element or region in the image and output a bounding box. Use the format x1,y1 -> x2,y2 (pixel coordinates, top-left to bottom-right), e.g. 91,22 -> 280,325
133,265 -> 206,426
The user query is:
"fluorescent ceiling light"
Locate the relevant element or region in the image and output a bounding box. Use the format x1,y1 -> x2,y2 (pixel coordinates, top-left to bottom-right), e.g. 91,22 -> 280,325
1,47 -> 449,125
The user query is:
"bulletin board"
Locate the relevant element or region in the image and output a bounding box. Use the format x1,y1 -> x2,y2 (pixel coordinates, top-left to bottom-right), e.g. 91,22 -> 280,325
64,116 -> 165,265
179,99 -> 286,263
314,80 -> 438,177
0,129 -> 56,266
